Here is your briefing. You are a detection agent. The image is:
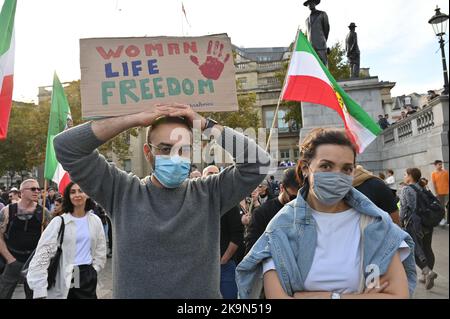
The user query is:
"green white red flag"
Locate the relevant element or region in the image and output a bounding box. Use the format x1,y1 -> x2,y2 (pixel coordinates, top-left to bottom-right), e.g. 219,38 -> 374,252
0,0 -> 16,140
44,73 -> 72,194
281,31 -> 382,153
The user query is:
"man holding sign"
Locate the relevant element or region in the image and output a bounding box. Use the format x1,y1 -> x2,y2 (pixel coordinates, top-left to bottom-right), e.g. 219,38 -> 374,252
53,104 -> 272,298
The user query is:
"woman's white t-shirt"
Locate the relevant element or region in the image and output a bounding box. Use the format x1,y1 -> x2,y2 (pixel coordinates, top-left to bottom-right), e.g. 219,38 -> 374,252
262,208 -> 410,294
73,215 -> 93,266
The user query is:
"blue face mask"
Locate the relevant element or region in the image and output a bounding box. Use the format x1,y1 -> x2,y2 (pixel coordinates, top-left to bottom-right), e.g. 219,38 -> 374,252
153,155 -> 191,188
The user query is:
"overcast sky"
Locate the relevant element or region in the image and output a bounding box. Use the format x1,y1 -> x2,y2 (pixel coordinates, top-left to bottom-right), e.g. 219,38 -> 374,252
8,0 -> 450,102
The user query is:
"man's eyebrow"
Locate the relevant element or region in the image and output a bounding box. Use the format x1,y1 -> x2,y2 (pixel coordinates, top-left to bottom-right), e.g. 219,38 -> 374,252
318,159 -> 335,164
157,142 -> 175,147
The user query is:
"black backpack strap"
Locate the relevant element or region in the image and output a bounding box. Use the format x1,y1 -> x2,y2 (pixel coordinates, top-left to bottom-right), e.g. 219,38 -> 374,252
57,216 -> 65,247
408,184 -> 420,193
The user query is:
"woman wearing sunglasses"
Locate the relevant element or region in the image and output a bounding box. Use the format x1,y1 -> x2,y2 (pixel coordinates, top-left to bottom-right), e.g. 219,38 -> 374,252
27,182 -> 106,299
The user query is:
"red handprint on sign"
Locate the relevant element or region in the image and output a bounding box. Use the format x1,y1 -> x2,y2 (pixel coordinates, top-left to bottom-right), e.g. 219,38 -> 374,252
190,40 -> 230,80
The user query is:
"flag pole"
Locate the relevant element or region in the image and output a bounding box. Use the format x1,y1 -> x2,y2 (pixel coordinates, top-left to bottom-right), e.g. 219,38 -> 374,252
41,179 -> 48,233
247,28 -> 301,215
264,28 -> 300,153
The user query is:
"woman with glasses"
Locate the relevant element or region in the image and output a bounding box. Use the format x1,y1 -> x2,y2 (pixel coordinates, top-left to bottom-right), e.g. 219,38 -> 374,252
27,182 -> 106,299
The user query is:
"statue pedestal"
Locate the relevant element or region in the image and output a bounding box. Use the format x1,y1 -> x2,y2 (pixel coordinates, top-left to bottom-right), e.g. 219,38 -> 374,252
299,76 -> 395,171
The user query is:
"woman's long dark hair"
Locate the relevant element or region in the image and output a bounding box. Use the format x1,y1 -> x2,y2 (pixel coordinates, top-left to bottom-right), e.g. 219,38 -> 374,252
62,181 -> 95,214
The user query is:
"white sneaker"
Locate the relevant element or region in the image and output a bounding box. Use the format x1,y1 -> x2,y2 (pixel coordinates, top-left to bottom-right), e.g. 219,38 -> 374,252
439,219 -> 447,226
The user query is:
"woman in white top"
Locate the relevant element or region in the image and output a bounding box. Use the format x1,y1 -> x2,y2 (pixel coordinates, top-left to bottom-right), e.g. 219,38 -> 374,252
27,182 -> 106,299
262,128 -> 411,299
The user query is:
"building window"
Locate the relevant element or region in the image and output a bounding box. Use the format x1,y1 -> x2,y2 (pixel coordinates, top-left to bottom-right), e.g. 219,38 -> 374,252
404,96 -> 411,105
278,110 -> 289,133
294,149 -> 300,159
280,149 -> 290,160
123,159 -> 132,173
266,77 -> 279,85
265,110 -> 275,128
264,109 -> 290,132
238,77 -> 247,85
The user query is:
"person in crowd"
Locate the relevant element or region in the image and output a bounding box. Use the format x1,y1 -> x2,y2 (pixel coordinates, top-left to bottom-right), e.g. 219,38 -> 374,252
379,172 -> 386,180
353,165 -> 400,226
245,168 -> 301,254
0,191 -> 8,207
431,160 -> 449,226
0,179 -> 51,299
252,180 -> 275,208
427,90 -> 439,103
53,103 -> 272,298
237,128 -> 416,299
400,168 -> 437,290
384,114 -> 391,126
189,170 -> 202,179
46,188 -> 58,212
27,182 -> 106,299
377,115 -> 389,130
385,169 -> 397,197
8,188 -> 20,204
203,165 -> 244,299
50,197 -> 63,218
406,105 -> 417,116
268,175 -> 280,196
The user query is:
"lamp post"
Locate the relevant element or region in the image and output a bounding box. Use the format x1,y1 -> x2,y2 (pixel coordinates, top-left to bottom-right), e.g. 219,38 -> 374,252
429,6 -> 449,95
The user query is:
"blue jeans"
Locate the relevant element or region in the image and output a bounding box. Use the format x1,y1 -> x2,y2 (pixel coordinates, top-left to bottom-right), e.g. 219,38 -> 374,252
220,260 -> 237,299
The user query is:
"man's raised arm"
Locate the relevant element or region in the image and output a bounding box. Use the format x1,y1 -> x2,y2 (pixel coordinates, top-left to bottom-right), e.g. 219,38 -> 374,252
53,107 -> 171,215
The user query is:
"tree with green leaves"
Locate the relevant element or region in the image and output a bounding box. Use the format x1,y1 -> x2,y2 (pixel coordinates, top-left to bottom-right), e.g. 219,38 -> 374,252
0,102 -> 46,183
200,89 -> 260,130
327,41 -> 351,81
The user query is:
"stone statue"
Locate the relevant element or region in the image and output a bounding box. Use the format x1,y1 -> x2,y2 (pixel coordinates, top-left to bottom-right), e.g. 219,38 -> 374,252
304,0 -> 330,66
346,22 -> 360,78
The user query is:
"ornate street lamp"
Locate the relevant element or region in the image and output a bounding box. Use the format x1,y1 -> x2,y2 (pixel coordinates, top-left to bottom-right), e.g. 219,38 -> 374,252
428,6 -> 449,95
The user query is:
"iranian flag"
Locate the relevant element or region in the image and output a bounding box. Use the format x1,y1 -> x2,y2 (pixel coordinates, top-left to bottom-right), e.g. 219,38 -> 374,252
0,0 -> 16,140
282,31 -> 382,153
44,73 -> 72,194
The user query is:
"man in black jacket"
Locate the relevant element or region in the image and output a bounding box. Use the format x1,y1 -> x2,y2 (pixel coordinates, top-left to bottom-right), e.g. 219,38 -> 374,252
245,168 -> 301,254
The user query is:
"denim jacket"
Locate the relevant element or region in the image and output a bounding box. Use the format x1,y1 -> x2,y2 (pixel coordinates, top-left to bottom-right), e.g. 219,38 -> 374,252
236,188 -> 416,298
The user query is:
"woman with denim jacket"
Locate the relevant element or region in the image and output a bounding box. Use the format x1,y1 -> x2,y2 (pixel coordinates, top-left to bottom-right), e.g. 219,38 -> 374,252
400,168 -> 437,290
236,128 -> 416,299
27,182 -> 106,299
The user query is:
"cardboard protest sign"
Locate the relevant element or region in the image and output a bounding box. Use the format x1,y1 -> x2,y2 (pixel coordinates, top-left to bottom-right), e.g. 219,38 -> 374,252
80,34 -> 238,119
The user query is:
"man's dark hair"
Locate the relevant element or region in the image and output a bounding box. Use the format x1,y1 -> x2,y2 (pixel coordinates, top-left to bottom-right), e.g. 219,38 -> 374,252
146,116 -> 191,144
387,169 -> 394,175
434,160 -> 443,165
62,181 -> 95,214
281,167 -> 301,190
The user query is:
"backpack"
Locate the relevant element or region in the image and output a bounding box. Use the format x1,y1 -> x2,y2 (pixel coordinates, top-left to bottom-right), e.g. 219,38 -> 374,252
5,203 -> 43,239
409,185 -> 445,228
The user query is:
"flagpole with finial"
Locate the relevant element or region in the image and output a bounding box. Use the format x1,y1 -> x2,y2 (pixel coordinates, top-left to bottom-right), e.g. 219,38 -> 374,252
247,28 -> 301,215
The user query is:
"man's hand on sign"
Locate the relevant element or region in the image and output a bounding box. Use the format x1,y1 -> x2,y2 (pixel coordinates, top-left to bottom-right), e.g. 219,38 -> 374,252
190,40 -> 230,80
